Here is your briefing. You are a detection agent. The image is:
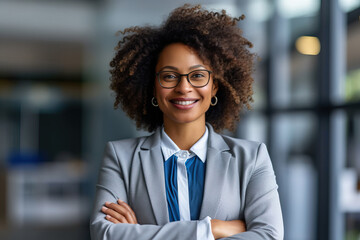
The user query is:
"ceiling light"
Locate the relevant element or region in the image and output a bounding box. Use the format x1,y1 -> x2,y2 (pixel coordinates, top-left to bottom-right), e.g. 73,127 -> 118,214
295,36 -> 321,55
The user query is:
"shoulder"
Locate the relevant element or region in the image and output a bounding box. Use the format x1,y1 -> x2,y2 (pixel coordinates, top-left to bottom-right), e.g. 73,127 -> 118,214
207,123 -> 267,161
216,134 -> 274,182
215,133 -> 269,163
221,134 -> 262,151
220,133 -> 264,153
109,135 -> 147,149
105,132 -> 155,157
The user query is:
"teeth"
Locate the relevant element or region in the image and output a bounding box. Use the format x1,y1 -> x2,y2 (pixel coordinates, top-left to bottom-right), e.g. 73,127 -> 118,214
173,100 -> 196,105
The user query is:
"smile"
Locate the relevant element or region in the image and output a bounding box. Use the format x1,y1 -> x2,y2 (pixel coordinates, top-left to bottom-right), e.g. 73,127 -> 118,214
172,100 -> 197,105
169,99 -> 199,109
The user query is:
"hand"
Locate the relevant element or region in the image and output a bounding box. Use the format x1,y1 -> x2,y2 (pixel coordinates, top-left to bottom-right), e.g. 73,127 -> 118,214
211,219 -> 246,239
101,199 -> 138,224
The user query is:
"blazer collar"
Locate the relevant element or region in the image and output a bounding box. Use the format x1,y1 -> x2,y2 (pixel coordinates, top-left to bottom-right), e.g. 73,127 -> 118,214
206,123 -> 230,152
140,127 -> 161,150
140,123 -> 230,152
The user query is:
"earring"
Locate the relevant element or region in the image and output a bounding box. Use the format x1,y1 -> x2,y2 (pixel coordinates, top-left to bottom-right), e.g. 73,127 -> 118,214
151,97 -> 159,107
210,96 -> 218,106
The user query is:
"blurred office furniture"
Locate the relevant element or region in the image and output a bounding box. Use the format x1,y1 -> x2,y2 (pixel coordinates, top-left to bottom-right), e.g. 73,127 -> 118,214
7,160 -> 88,226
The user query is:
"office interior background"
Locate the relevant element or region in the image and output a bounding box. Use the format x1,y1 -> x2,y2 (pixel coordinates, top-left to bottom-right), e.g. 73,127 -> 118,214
0,0 -> 359,239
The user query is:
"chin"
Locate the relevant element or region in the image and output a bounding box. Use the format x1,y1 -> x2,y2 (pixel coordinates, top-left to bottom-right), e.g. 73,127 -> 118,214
167,114 -> 205,125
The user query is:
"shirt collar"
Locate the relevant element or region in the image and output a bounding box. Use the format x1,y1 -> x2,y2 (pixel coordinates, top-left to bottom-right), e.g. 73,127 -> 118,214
160,126 -> 208,163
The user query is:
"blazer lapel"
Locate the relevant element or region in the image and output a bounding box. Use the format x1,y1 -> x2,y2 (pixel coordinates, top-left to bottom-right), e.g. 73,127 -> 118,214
199,124 -> 232,219
139,129 -> 169,225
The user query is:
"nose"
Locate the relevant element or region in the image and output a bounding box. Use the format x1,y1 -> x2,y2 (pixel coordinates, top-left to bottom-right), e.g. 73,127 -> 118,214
174,75 -> 192,93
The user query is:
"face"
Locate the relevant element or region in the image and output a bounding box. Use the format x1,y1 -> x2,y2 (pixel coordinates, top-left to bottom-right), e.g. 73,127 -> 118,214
154,43 -> 218,128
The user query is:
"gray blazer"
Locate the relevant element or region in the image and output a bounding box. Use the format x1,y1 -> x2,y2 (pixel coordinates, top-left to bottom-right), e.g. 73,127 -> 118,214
90,124 -> 284,239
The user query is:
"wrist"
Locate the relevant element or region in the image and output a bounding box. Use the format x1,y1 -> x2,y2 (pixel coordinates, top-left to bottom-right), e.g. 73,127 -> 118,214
210,219 -> 222,239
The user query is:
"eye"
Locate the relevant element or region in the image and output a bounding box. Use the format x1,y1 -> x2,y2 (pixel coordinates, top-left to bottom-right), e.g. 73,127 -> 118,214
164,74 -> 177,79
190,71 -> 207,81
160,72 -> 179,82
192,73 -> 205,78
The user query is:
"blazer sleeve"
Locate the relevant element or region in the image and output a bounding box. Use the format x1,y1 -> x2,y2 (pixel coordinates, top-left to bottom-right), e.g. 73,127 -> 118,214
221,143 -> 284,240
89,142 -> 213,240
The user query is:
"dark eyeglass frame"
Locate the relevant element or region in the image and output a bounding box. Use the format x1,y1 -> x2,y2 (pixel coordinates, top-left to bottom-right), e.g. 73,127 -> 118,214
156,69 -> 212,89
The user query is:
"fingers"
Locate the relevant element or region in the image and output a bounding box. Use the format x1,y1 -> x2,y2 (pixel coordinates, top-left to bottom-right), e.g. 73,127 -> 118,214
117,199 -> 138,223
102,205 -> 129,223
101,200 -> 138,224
105,214 -> 121,224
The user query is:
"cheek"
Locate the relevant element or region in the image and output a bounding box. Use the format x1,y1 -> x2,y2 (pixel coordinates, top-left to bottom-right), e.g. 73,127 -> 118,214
156,88 -> 168,100
155,87 -> 171,111
200,87 -> 214,101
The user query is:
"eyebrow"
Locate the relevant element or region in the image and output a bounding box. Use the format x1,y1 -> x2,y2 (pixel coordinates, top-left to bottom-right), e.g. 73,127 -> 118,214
158,64 -> 206,72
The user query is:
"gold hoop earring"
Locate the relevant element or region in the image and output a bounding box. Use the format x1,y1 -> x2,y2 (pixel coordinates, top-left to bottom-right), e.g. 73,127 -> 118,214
151,97 -> 159,107
210,96 -> 218,106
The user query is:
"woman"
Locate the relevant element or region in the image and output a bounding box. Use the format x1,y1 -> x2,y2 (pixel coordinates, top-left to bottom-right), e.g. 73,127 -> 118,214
90,4 -> 283,240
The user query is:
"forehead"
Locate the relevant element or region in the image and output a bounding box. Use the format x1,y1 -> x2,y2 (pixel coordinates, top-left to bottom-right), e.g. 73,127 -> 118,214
156,43 -> 207,70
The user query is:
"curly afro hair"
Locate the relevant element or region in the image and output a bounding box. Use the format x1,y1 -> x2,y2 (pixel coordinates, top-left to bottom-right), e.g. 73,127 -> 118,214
110,4 -> 255,132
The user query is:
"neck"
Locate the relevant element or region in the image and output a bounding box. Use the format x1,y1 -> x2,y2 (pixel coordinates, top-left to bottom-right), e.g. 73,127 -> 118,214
163,121 -> 206,150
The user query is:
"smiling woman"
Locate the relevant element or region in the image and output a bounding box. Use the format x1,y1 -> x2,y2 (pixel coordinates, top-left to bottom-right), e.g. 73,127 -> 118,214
90,4 -> 283,240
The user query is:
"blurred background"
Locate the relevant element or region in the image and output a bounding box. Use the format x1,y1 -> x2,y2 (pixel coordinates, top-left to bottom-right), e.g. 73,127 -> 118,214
0,0 -> 359,239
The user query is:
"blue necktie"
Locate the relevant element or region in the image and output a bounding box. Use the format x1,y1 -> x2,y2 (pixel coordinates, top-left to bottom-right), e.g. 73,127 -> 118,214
164,154 -> 206,222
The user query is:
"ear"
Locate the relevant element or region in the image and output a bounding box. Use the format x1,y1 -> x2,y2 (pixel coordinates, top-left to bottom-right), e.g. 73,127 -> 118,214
212,80 -> 218,96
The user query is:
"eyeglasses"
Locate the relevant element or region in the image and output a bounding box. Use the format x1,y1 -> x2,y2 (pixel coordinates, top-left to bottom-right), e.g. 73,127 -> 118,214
156,69 -> 212,89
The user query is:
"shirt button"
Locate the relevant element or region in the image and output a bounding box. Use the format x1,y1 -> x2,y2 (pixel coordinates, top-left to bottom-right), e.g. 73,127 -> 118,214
180,151 -> 189,159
